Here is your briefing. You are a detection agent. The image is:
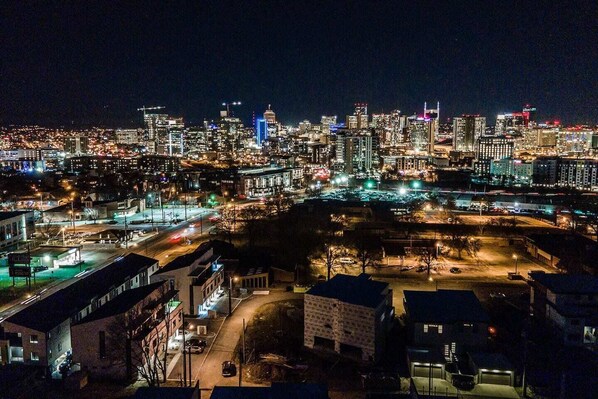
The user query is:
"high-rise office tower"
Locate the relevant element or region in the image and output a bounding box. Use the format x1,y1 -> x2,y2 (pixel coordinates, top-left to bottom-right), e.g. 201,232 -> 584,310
346,103 -> 369,129
408,116 -> 435,154
264,105 -> 276,124
453,115 -> 486,151
475,135 -> 514,175
321,115 -> 337,126
64,136 -> 89,154
522,105 -> 537,127
424,101 -> 440,140
335,129 -> 379,174
116,128 -> 142,145
255,118 -> 268,146
495,113 -> 525,135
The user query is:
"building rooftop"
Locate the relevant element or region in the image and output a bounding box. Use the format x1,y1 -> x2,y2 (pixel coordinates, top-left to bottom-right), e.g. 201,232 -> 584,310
4,253 -> 157,332
307,273 -> 389,309
73,282 -> 168,325
157,240 -> 235,275
403,290 -> 490,323
527,233 -> 598,270
529,272 -> 598,294
211,383 -> 328,399
133,387 -> 198,399
0,211 -> 31,222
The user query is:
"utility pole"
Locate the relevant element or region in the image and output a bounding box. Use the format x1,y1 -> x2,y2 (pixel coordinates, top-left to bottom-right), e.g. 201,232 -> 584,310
124,206 -> 128,249
160,191 -> 165,223
184,192 -> 188,221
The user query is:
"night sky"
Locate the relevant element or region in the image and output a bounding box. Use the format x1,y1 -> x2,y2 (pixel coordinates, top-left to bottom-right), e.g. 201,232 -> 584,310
1,1 -> 597,126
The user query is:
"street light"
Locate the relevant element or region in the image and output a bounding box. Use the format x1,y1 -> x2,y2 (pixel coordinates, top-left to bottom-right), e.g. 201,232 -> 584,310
512,254 -> 519,275
70,192 -> 76,234
228,276 -> 239,316
436,243 -> 441,258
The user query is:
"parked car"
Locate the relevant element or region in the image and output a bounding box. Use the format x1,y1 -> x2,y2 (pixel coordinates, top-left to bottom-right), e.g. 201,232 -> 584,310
416,266 -> 427,273
339,257 -> 355,265
400,266 -> 414,272
222,361 -> 236,377
185,338 -> 206,353
449,267 -> 461,274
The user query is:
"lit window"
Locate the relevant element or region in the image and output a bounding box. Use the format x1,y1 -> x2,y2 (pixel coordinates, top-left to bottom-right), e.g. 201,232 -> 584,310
438,325 -> 443,334
30,335 -> 38,344
423,324 -> 429,333
31,352 -> 40,361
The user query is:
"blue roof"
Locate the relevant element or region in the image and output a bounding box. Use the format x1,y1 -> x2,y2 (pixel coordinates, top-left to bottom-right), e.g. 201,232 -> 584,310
404,290 -> 490,323
306,273 -> 388,308
530,273 -> 598,294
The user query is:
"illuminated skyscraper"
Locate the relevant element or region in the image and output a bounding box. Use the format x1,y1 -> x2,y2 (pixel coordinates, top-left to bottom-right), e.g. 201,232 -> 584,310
495,113 -> 524,135
346,103 -> 368,129
408,116 -> 435,154
64,136 -> 89,154
475,135 -> 514,175
453,115 -> 486,151
256,118 -> 268,146
335,129 -> 379,173
264,105 -> 276,124
424,101 -> 440,140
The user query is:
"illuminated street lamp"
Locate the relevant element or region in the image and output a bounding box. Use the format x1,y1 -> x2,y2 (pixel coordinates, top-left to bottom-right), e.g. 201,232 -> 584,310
228,275 -> 239,316
70,192 -> 76,234
512,254 -> 519,275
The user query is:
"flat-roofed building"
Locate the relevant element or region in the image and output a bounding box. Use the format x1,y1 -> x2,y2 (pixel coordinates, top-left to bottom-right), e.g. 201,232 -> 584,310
0,253 -> 159,375
304,273 -> 394,362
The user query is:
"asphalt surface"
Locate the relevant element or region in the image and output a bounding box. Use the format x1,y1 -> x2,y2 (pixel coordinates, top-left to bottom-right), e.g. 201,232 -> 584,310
193,291 -> 302,390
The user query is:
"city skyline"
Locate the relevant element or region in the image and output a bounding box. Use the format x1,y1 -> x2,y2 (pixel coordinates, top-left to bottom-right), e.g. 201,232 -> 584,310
1,1 -> 597,126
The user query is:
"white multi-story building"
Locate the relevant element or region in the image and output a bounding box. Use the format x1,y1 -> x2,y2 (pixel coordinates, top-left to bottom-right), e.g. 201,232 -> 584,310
0,211 -> 35,250
304,273 -> 394,362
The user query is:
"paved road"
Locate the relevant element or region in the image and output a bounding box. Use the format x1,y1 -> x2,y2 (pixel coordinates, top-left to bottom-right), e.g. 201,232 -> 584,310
193,291 -> 302,390
0,209 -> 218,322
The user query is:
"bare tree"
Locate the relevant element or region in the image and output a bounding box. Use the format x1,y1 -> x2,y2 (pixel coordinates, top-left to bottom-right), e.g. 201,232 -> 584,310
215,206 -> 237,243
309,243 -> 344,281
352,233 -> 382,274
265,193 -> 294,217
239,205 -> 266,248
414,247 -> 437,277
466,238 -> 482,264
106,287 -> 180,385
444,230 -> 471,260
39,215 -> 61,243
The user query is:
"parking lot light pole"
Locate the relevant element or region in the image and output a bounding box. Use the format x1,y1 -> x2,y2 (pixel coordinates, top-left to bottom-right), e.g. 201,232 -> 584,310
512,254 -> 519,275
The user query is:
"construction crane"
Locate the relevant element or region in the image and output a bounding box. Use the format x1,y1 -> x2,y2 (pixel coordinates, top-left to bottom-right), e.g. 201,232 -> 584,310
137,106 -> 165,119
